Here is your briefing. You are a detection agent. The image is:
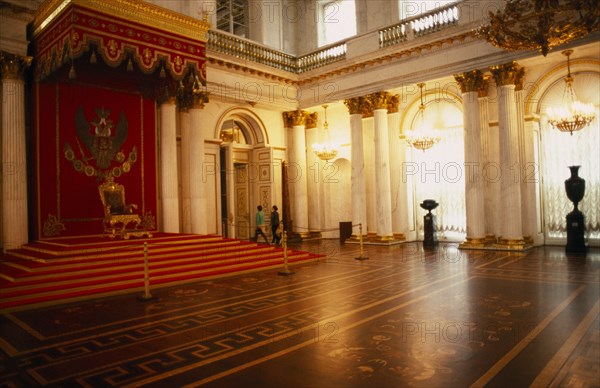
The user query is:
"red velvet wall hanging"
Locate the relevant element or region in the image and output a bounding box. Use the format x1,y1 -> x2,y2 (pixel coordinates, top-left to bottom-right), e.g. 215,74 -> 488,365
34,66 -> 158,238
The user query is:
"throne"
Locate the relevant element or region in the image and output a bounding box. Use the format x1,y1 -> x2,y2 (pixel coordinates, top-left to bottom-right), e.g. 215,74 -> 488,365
98,179 -> 152,239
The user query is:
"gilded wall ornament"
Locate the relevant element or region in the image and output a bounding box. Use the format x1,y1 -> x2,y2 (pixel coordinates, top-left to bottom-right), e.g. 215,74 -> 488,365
64,107 -> 137,182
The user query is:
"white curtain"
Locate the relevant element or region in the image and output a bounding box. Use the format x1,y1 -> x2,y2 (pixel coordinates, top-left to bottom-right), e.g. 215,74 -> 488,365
540,73 -> 600,240
409,101 -> 466,241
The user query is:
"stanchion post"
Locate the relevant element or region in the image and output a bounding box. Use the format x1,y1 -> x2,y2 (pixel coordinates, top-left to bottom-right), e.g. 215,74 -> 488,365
278,230 -> 295,276
355,223 -> 369,260
138,242 -> 156,301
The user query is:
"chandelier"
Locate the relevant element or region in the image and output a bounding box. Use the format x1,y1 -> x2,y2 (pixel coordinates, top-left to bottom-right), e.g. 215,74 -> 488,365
477,0 -> 599,57
312,105 -> 339,161
547,50 -> 596,135
404,83 -> 441,151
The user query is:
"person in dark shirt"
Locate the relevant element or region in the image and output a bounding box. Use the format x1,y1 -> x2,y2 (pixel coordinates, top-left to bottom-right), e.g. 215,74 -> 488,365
270,205 -> 281,245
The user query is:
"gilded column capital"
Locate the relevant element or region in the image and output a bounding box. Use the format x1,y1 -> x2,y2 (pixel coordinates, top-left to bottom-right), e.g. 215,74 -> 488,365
361,97 -> 374,118
344,97 -> 362,115
387,94 -> 400,113
0,52 -> 32,80
282,110 -> 309,128
478,75 -> 492,98
490,62 -> 525,87
454,70 -> 485,93
366,91 -> 395,111
305,112 -> 318,129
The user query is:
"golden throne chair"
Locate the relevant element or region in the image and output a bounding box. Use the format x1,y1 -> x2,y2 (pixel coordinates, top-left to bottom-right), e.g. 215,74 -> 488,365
98,179 -> 151,239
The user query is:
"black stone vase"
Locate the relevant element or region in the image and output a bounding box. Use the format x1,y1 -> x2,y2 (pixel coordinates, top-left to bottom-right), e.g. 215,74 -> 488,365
420,199 -> 439,248
564,166 -> 586,254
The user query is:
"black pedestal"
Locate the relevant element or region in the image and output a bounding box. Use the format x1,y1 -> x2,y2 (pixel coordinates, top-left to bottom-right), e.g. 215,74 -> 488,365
423,213 -> 438,248
566,210 -> 586,254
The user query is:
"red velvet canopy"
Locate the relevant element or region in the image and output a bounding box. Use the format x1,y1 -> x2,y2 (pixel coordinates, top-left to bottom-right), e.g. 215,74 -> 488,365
29,0 -> 209,239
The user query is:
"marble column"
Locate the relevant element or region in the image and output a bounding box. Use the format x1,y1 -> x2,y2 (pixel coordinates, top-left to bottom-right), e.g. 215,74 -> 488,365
179,109 -> 191,233
455,71 -> 486,247
282,110 -> 310,238
515,86 -> 537,244
159,98 -> 180,233
305,112 -> 322,238
477,78 -> 498,243
344,98 -> 367,238
1,53 -> 31,251
369,92 -> 395,241
387,97 -> 408,239
189,104 -> 207,235
362,113 -> 376,236
490,62 -> 527,248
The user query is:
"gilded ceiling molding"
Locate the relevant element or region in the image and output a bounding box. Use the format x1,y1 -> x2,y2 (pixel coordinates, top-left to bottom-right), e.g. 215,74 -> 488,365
282,110 -> 309,127
32,0 -> 210,41
207,57 -> 296,84
490,62 -> 525,87
0,52 -> 32,80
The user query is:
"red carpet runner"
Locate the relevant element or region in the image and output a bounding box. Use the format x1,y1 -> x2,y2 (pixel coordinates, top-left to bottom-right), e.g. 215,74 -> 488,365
0,233 -> 323,311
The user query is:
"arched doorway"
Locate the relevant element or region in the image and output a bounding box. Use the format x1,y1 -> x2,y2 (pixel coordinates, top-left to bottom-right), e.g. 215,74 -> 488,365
216,110 -> 277,240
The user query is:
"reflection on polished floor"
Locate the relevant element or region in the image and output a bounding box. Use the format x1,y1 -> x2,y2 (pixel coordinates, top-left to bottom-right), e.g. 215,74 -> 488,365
0,240 -> 598,387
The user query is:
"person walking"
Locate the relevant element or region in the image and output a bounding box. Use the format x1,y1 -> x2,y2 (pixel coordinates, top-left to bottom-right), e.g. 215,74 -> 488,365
254,205 -> 269,243
270,205 -> 281,245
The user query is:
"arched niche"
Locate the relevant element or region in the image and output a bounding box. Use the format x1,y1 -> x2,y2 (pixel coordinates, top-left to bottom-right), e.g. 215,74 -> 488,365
214,108 -> 269,146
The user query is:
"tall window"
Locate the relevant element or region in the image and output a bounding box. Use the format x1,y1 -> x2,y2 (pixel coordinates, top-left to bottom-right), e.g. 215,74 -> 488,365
216,0 -> 248,37
399,0 -> 458,20
318,0 -> 357,47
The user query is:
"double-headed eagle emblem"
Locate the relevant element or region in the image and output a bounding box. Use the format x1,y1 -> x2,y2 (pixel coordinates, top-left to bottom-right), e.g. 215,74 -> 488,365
64,106 -> 137,181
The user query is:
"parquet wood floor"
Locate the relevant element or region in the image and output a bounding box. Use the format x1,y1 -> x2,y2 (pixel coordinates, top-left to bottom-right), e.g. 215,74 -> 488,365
1,241 -> 598,387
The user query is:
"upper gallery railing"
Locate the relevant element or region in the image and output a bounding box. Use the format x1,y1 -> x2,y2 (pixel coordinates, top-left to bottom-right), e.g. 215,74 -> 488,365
207,30 -> 347,74
208,1 -> 468,74
379,2 -> 460,47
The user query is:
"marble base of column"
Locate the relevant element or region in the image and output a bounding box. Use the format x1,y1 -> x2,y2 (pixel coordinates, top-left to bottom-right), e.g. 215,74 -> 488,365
459,237 -> 487,249
485,234 -> 497,244
393,233 -> 406,241
309,231 -> 322,239
494,238 -> 532,251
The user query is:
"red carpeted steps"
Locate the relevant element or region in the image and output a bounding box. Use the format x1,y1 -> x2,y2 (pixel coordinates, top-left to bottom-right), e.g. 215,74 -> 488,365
0,233 -> 322,310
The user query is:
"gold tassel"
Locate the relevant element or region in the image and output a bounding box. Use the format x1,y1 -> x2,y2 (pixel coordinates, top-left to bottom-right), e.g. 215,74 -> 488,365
68,63 -> 76,80
90,51 -> 97,64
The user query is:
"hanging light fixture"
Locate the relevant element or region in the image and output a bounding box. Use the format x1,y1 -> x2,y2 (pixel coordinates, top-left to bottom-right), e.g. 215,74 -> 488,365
477,0 -> 599,57
312,104 -> 339,161
547,50 -> 596,135
404,83 -> 441,151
